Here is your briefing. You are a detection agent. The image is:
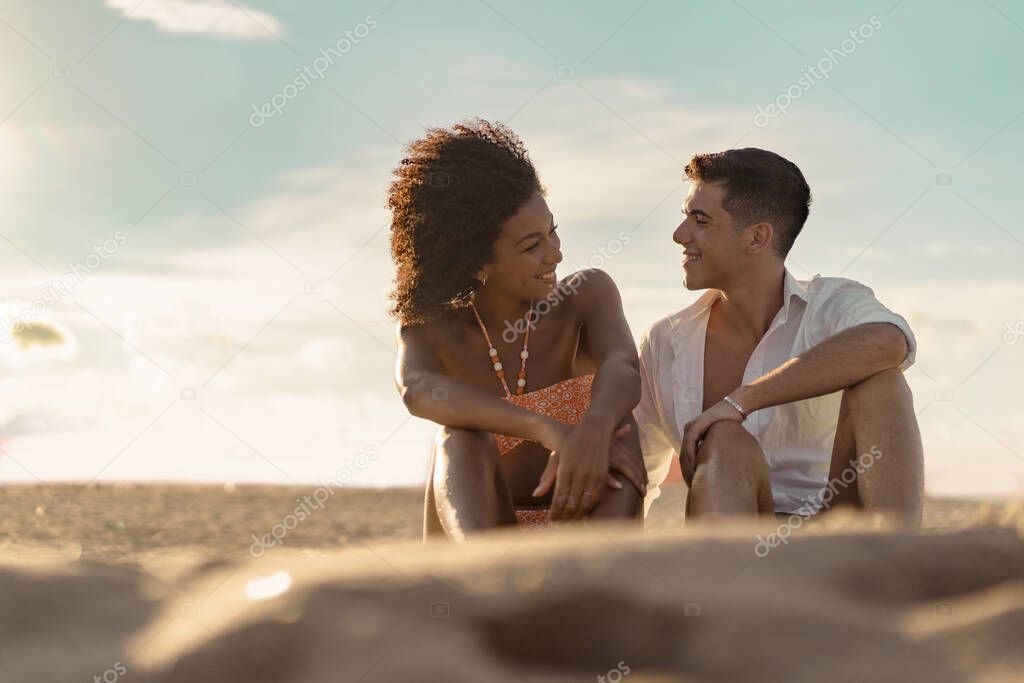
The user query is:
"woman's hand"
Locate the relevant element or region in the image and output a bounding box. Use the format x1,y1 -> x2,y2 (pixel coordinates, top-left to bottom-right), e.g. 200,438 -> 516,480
546,424 -> 611,521
533,417 -> 634,521
533,415 -> 571,454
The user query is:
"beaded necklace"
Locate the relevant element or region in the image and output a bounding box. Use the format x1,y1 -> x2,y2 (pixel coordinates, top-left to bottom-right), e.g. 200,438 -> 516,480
469,301 -> 533,398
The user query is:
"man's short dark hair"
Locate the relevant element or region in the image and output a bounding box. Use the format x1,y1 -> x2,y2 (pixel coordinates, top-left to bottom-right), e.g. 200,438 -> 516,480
683,148 -> 811,256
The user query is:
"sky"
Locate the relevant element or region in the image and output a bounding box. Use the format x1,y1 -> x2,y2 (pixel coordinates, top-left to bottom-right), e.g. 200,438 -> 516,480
1,0 -> 1023,498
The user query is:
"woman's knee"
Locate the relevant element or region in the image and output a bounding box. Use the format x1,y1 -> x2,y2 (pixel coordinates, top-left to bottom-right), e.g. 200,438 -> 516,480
590,482 -> 642,519
435,427 -> 499,473
616,426 -> 646,467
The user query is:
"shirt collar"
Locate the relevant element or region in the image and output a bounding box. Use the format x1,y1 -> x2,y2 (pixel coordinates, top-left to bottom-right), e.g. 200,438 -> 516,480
665,288 -> 718,338
666,267 -> 808,339
778,267 -> 809,326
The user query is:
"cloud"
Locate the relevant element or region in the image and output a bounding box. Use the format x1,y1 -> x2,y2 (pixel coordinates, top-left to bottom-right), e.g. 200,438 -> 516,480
819,245 -> 892,263
298,336 -> 355,370
921,241 -> 994,257
921,406 -> 1024,498
104,0 -> 286,40
0,364 -> 433,487
0,303 -> 78,367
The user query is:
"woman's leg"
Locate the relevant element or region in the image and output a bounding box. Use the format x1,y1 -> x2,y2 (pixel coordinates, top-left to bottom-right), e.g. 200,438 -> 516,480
423,447 -> 445,540
588,415 -> 644,521
427,426 -> 517,540
587,478 -> 643,520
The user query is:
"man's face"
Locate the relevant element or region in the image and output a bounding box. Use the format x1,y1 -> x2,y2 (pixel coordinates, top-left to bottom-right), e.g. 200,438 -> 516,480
672,180 -> 749,291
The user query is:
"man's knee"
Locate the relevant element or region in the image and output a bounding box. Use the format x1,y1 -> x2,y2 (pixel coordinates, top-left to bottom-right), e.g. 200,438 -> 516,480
846,367 -> 912,407
696,421 -> 763,468
689,421 -> 773,514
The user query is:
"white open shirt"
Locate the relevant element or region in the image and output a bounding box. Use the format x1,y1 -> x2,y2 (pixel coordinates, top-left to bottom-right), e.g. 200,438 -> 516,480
635,269 -> 916,516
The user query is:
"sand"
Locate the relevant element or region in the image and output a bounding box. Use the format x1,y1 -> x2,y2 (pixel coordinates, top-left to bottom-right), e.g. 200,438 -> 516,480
1,483 -> 1022,682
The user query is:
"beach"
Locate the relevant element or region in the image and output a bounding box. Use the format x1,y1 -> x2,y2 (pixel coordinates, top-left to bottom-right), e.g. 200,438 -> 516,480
1,483 -> 1022,682
0,483 -> 1012,562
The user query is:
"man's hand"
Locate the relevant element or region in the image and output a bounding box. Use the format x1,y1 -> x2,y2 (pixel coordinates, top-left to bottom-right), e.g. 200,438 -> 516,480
680,400 -> 745,484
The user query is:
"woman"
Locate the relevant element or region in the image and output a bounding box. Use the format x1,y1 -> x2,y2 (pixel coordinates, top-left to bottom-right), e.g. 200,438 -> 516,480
389,119 -> 647,539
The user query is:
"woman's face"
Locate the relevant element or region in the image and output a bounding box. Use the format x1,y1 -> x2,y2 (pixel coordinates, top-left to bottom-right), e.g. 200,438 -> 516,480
479,191 -> 562,301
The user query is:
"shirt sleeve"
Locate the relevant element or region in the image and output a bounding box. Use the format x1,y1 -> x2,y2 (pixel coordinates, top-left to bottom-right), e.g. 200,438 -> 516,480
813,279 -> 917,371
634,331 -> 678,517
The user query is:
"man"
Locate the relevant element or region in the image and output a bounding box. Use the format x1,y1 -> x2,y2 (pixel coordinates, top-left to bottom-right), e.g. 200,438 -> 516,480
635,148 -> 924,525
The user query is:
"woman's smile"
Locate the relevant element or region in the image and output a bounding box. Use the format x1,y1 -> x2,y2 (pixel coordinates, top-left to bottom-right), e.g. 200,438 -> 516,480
535,269 -> 557,285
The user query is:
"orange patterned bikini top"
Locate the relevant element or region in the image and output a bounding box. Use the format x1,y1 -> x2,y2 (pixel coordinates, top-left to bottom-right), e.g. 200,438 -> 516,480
470,302 -> 594,455
495,374 -> 595,455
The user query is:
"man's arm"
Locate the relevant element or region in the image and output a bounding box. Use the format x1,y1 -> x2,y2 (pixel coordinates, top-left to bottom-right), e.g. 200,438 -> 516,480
681,322 -> 908,476
731,322 -> 908,413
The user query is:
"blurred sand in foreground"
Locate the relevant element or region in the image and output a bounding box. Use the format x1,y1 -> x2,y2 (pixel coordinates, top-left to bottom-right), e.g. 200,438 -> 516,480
1,484 -> 1022,682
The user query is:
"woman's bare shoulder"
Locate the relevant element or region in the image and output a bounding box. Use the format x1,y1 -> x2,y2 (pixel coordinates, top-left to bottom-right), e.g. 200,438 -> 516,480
554,268 -> 621,311
396,311 -> 466,351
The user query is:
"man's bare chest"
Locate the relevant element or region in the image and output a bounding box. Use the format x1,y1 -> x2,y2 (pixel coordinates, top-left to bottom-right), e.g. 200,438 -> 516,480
702,328 -> 759,411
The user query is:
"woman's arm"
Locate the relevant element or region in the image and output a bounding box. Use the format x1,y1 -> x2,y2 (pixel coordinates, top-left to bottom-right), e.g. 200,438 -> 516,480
538,269 -> 645,520
395,322 -> 561,446
576,269 -> 642,432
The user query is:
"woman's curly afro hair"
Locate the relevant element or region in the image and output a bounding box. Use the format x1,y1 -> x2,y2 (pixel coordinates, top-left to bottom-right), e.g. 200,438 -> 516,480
387,119 -> 542,325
